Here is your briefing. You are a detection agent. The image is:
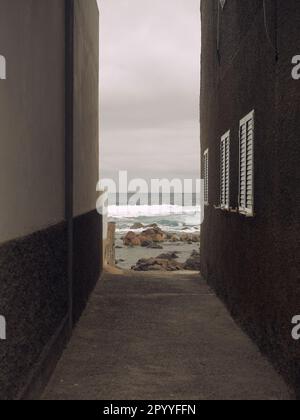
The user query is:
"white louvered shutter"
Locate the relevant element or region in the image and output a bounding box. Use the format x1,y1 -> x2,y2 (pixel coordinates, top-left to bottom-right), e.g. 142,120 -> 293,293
220,0 -> 226,9
239,111 -> 254,216
203,149 -> 209,205
220,131 -> 230,209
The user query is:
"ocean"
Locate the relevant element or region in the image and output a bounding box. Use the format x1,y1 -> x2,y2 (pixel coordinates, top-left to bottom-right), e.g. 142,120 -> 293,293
108,192 -> 201,234
107,193 -> 201,270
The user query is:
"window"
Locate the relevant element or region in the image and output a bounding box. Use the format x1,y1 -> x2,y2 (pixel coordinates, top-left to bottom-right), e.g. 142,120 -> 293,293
203,149 -> 209,206
220,131 -> 230,210
239,110 -> 254,216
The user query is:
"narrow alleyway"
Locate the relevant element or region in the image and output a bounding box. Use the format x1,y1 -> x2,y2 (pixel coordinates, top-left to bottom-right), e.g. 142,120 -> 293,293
43,270 -> 292,400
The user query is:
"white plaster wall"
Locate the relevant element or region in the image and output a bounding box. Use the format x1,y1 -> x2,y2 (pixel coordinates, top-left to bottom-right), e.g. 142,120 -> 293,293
73,0 -> 100,217
0,0 -> 65,243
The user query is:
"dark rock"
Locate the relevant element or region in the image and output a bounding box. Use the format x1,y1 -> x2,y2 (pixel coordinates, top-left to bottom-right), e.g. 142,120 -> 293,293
130,222 -> 144,230
191,250 -> 200,257
141,240 -> 153,247
147,244 -> 163,249
184,251 -> 201,271
157,252 -> 179,260
132,257 -> 184,272
192,234 -> 200,243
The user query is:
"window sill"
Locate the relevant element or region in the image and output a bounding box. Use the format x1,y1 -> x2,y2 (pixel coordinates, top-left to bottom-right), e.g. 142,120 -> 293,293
239,209 -> 255,218
214,205 -> 231,212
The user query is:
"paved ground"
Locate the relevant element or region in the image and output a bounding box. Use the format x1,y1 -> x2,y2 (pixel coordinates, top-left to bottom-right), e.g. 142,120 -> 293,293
43,270 -> 293,400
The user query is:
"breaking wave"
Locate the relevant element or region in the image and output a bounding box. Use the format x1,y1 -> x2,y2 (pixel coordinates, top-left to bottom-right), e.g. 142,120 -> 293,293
108,204 -> 200,218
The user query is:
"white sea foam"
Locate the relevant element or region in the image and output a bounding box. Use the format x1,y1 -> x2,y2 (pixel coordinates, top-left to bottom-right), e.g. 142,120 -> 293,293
116,225 -> 200,234
108,204 -> 200,218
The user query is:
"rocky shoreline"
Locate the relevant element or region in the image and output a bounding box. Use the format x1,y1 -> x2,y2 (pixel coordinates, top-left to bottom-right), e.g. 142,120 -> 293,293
123,224 -> 200,247
131,250 -> 200,272
116,224 -> 200,272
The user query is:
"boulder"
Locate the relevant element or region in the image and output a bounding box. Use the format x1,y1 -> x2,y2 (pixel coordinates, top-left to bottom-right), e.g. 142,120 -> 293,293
184,251 -> 200,271
191,250 -> 200,257
179,232 -> 200,243
123,226 -> 197,247
141,227 -> 166,243
132,257 -> 184,272
145,223 -> 159,228
168,234 -> 181,242
130,222 -> 144,230
124,226 -> 166,246
123,231 -> 141,246
192,234 -> 200,243
157,252 -> 179,260
150,264 -> 166,271
180,233 -> 192,242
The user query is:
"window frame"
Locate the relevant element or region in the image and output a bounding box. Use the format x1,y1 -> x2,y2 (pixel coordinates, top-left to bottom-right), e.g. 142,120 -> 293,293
220,130 -> 230,210
238,110 -> 255,217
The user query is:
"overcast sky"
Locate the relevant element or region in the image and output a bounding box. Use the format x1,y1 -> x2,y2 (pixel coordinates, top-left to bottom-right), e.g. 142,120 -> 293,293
99,0 -> 200,183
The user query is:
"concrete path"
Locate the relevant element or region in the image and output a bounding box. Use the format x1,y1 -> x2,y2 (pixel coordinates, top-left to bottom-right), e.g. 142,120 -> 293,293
43,270 -> 293,400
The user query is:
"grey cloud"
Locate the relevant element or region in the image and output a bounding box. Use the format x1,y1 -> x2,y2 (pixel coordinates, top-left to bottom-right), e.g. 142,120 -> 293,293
99,0 -> 200,181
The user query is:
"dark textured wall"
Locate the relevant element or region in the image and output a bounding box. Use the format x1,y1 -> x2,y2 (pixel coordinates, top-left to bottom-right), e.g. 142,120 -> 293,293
201,0 -> 300,397
73,211 -> 102,324
0,224 -> 68,400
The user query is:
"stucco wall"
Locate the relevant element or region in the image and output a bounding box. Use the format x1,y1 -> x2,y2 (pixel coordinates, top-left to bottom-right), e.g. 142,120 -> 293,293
72,0 -> 102,324
0,0 -> 67,400
73,0 -> 99,218
0,0 -> 65,243
200,0 -> 300,397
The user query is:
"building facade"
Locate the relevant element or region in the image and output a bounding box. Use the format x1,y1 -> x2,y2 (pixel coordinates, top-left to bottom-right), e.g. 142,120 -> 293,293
0,0 -> 101,399
201,0 -> 300,397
